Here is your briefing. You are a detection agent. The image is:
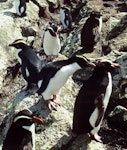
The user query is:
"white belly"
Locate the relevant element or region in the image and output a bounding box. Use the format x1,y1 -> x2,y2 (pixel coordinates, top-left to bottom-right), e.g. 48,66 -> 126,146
60,9 -> 67,29
23,124 -> 35,150
16,49 -> 22,64
89,72 -> 112,135
43,31 -> 61,55
15,0 -> 25,16
99,17 -> 102,33
42,63 -> 81,100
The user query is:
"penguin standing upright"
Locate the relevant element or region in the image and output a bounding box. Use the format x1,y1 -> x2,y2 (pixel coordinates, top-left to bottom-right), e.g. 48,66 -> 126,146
60,6 -> 72,31
43,24 -> 61,61
81,11 -> 102,53
2,109 -> 44,150
72,60 -> 120,142
37,55 -> 95,110
15,0 -> 27,17
9,39 -> 44,90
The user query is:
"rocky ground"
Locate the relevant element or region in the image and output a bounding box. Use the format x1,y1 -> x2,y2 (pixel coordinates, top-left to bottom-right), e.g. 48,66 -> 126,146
0,0 -> 127,149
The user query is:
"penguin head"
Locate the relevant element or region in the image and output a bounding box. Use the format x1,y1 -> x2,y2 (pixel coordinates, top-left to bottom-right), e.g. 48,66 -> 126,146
46,24 -> 58,37
69,55 -> 96,68
12,109 -> 44,128
9,39 -> 26,49
96,59 -> 120,72
60,6 -> 70,12
90,11 -> 102,20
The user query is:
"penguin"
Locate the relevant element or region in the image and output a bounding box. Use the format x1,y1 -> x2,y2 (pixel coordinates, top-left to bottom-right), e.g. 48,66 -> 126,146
9,39 -> 44,90
81,11 -> 102,53
15,0 -> 27,17
60,6 -> 72,31
43,24 -> 61,61
37,55 -> 96,110
72,60 -> 120,142
2,109 -> 44,150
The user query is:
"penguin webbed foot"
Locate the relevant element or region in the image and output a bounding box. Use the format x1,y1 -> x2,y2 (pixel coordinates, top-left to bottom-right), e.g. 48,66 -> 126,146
48,99 -> 58,111
90,133 -> 102,143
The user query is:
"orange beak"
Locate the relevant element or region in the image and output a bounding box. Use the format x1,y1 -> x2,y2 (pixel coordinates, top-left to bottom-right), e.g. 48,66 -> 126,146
32,116 -> 44,124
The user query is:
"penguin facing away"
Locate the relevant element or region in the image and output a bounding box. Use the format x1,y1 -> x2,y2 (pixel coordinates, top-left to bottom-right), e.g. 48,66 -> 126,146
2,109 -> 44,150
60,6 -> 72,31
72,60 -> 120,142
9,39 -> 44,90
81,11 -> 102,53
15,0 -> 27,17
43,24 -> 61,61
37,55 -> 96,110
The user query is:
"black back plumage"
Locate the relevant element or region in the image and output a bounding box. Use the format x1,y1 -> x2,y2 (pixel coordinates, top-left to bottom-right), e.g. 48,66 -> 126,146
37,55 -> 93,95
2,110 -> 34,150
9,39 -> 44,87
81,11 -> 101,53
64,8 -> 72,29
18,0 -> 26,16
72,60 -> 120,135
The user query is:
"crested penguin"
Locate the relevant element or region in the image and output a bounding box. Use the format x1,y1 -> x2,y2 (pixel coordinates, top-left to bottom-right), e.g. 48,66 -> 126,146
9,39 -> 44,90
37,55 -> 95,110
2,109 -> 44,150
81,11 -> 102,53
60,6 -> 72,31
15,0 -> 27,17
43,24 -> 61,61
72,60 -> 120,142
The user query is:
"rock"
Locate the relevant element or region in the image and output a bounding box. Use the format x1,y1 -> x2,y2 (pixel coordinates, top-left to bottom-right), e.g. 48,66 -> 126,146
108,105 -> 127,132
1,0 -> 127,149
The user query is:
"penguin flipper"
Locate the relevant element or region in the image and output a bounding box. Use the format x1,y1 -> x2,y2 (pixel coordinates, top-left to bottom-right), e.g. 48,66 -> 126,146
94,94 -> 104,127
37,77 -> 50,95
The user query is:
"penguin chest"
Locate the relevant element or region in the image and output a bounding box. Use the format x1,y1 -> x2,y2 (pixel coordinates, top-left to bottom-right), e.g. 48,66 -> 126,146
16,49 -> 22,64
42,63 -> 80,100
43,31 -> 61,55
98,17 -> 102,33
89,72 -> 112,134
15,0 -> 25,16
22,124 -> 35,150
60,9 -> 67,29
94,17 -> 102,42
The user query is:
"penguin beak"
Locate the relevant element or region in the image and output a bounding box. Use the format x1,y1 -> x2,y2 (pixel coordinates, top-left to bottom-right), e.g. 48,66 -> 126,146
111,63 -> 120,68
32,116 -> 44,124
88,62 -> 96,68
8,43 -> 14,47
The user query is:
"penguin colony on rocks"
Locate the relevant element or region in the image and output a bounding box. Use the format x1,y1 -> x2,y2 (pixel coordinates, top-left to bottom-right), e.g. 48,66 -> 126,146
2,0 -> 124,149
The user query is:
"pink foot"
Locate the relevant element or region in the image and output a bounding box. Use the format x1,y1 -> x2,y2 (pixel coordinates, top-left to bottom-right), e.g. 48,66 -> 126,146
48,100 -> 57,111
91,133 -> 102,143
53,95 -> 61,106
